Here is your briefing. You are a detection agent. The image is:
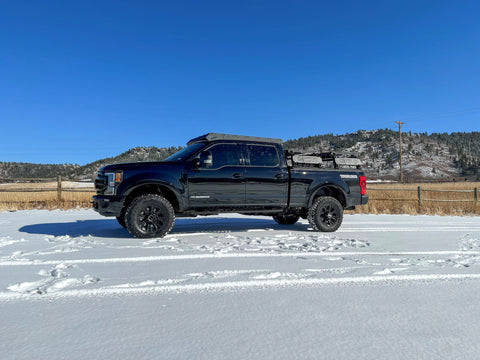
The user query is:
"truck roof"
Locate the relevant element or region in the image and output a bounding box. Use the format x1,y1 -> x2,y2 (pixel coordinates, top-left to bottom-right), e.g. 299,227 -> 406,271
187,133 -> 283,146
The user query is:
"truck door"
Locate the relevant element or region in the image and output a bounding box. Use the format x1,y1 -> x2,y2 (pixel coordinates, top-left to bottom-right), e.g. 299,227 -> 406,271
245,144 -> 288,208
187,143 -> 246,208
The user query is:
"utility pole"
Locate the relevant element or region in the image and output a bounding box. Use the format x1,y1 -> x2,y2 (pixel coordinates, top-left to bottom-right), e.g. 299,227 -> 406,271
395,121 -> 405,183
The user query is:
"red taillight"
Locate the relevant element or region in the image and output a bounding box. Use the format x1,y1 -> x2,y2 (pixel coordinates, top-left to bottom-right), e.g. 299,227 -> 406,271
359,175 -> 366,195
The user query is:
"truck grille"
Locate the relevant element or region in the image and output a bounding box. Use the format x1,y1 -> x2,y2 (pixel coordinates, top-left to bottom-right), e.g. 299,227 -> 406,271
94,174 -> 108,195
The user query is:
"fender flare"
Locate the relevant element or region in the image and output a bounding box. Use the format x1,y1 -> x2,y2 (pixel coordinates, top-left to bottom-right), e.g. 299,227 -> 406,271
308,183 -> 348,208
123,180 -> 186,211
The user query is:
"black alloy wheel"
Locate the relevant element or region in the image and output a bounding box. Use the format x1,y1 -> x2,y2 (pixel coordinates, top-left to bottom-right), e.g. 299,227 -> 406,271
125,194 -> 175,238
308,196 -> 343,232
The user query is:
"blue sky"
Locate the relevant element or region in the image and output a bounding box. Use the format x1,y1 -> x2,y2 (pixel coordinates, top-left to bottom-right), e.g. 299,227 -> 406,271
1,0 -> 479,165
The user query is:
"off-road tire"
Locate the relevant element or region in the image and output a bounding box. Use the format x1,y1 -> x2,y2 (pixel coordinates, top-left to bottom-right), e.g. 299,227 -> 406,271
273,214 -> 300,225
125,194 -> 175,238
116,213 -> 126,228
307,196 -> 343,232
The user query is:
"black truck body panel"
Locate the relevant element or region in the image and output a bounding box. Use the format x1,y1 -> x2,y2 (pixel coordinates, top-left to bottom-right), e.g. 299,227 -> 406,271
93,134 -> 368,228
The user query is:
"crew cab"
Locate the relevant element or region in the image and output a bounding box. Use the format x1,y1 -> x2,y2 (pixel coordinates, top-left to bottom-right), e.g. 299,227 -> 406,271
93,133 -> 368,238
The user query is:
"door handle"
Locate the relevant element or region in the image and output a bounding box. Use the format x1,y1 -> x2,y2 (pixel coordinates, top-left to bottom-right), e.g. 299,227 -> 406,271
233,173 -> 243,178
274,173 -> 285,179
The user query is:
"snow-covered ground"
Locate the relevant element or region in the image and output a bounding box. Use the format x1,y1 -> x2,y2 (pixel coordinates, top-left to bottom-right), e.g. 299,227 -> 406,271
2,210 -> 480,359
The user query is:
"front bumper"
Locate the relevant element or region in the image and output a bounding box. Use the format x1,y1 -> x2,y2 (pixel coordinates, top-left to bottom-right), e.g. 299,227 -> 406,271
92,196 -> 124,217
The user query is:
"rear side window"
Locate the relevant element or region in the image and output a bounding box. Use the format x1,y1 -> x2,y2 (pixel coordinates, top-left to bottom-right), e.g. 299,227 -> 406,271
247,145 -> 279,167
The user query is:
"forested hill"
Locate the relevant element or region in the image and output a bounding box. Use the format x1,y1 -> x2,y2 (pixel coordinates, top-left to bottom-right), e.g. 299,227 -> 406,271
1,131 -> 479,181
283,130 -> 480,181
72,146 -> 182,179
0,146 -> 181,180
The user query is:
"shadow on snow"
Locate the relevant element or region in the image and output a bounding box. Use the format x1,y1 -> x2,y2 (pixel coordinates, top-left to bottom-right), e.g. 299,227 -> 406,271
19,217 -> 310,239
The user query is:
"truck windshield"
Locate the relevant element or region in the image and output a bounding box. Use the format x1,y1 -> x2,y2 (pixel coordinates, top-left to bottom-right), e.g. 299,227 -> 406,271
164,142 -> 205,161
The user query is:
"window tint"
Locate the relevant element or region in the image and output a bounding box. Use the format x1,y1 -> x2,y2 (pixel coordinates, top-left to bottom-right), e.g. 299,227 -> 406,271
199,143 -> 240,169
248,145 -> 279,167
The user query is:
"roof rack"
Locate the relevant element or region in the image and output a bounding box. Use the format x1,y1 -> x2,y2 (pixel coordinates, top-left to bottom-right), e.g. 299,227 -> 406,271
286,151 -> 362,169
187,133 -> 283,146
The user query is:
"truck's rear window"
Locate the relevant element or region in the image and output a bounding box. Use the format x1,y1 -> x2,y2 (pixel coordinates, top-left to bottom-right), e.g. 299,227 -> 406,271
248,145 -> 279,167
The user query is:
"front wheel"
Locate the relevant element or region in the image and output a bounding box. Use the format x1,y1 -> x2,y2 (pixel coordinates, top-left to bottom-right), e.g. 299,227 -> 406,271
308,197 -> 343,232
116,214 -> 126,228
125,194 -> 175,238
273,214 -> 300,225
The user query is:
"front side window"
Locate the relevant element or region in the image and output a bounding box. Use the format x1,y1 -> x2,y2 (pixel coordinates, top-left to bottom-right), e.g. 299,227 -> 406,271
247,145 -> 279,167
198,143 -> 241,169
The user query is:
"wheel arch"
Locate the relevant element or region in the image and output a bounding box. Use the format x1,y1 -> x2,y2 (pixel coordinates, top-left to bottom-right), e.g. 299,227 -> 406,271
308,184 -> 347,209
123,182 -> 182,212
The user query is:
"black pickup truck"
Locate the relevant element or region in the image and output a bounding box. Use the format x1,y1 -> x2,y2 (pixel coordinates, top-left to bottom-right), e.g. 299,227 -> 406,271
93,133 -> 368,238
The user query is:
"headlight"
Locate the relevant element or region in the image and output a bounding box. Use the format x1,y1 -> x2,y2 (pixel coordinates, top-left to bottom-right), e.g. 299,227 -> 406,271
104,171 -> 123,195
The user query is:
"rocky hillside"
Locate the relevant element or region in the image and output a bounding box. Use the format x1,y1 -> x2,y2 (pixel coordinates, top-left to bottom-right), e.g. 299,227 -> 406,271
0,162 -> 79,180
284,130 -> 480,181
1,131 -> 479,181
0,146 -> 181,180
72,146 -> 182,179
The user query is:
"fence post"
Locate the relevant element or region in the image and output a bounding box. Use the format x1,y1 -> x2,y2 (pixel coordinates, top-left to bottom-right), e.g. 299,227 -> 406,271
475,188 -> 478,207
57,175 -> 62,201
417,186 -> 422,209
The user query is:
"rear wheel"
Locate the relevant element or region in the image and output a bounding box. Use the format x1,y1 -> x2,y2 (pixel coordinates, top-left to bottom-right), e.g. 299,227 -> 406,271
308,196 -> 343,232
273,214 -> 300,225
125,194 -> 175,238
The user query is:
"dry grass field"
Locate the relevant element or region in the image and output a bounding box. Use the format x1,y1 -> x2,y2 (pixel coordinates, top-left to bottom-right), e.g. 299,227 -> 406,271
0,181 -> 95,211
1,180 -> 479,216
351,181 -> 480,216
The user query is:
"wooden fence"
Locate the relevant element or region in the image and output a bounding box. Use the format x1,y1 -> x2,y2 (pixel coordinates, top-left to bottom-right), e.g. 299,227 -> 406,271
368,186 -> 479,207
0,176 -> 95,201
0,177 -> 478,212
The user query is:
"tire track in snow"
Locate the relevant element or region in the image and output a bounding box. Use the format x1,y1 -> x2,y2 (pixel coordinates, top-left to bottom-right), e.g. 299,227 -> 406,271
2,273 -> 480,301
1,251 -> 480,267
338,227 -> 480,232
167,226 -> 480,235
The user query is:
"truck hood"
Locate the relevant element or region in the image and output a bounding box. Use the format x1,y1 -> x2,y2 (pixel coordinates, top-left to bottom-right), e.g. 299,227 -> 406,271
99,161 -> 180,172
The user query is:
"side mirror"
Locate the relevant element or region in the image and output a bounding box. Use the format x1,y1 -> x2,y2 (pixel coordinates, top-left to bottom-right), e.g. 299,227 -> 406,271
192,159 -> 201,169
